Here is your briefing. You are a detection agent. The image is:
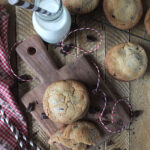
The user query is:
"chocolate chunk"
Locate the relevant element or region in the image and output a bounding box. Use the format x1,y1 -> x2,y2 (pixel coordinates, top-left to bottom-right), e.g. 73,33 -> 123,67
41,113 -> 49,119
60,44 -> 73,56
26,102 -> 35,112
132,110 -> 143,119
112,15 -> 115,18
107,140 -> 114,146
71,23 -> 79,30
87,35 -> 97,42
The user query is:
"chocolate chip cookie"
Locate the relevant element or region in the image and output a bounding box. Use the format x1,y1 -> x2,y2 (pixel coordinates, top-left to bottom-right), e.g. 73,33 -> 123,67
49,121 -> 101,150
43,80 -> 89,124
103,0 -> 143,30
105,43 -> 148,81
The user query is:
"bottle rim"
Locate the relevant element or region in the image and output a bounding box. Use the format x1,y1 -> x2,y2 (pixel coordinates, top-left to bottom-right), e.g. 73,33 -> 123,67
34,0 -> 63,21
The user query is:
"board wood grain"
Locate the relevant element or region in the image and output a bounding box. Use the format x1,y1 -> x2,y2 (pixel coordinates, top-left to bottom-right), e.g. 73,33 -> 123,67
16,35 -> 130,150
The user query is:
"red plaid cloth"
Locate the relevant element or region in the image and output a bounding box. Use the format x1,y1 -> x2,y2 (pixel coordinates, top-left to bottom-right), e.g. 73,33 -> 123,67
0,6 -> 27,150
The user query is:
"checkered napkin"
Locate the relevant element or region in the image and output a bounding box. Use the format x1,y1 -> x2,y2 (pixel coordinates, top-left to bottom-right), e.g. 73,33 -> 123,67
0,6 -> 27,150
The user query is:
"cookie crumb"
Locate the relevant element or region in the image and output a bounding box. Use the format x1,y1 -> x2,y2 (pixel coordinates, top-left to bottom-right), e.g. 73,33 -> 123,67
26,102 -> 35,112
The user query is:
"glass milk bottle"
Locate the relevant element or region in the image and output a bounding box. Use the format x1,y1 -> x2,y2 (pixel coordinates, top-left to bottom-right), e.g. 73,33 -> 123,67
32,0 -> 71,44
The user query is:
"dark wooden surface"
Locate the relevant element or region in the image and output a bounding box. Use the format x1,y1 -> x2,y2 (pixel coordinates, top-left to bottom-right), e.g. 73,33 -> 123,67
16,35 -> 130,150
4,0 -> 150,149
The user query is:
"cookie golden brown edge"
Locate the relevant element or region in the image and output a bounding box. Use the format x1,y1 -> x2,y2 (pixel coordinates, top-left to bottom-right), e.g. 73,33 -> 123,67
104,43 -> 148,81
103,0 -> 143,30
62,0 -> 100,14
49,121 -> 101,150
43,80 -> 90,124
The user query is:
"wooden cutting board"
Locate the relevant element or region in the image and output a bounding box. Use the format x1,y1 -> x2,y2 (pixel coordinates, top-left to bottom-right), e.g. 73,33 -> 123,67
16,35 -> 130,150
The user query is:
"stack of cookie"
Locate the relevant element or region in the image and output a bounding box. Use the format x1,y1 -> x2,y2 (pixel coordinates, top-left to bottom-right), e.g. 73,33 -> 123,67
43,80 -> 101,150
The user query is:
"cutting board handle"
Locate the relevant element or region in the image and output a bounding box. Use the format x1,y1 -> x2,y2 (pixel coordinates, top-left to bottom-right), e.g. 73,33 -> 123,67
16,35 -> 58,82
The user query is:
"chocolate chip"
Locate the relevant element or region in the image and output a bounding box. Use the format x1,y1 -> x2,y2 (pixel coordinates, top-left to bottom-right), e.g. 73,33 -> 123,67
132,110 -> 143,119
87,145 -> 91,149
112,15 -> 115,18
60,49 -> 67,56
87,35 -> 97,42
60,44 -> 73,56
71,23 -> 79,30
41,113 -> 49,119
107,140 -> 114,146
26,102 -> 35,112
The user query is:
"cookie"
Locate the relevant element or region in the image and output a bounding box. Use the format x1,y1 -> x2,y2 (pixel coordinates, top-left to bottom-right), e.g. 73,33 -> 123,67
43,80 -> 89,124
49,121 -> 101,150
105,43 -> 148,81
62,0 -> 100,14
144,9 -> 150,36
103,0 -> 143,30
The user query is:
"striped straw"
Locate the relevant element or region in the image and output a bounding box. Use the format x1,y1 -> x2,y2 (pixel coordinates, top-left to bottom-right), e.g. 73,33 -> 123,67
8,0 -> 52,15
0,105 -> 41,150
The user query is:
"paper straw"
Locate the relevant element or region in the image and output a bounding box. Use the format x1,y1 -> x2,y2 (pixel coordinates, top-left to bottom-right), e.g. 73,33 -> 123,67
8,0 -> 52,15
0,105 -> 41,150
